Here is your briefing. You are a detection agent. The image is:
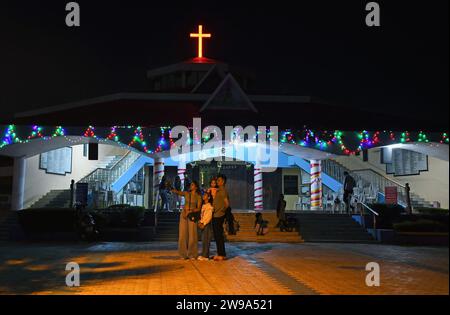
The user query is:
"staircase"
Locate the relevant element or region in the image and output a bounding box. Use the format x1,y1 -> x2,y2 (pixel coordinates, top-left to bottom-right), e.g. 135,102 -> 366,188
323,158 -> 434,208
295,212 -> 374,243
30,189 -> 71,208
29,154 -> 130,209
152,211 -> 304,243
78,151 -> 141,191
153,212 -> 180,241
226,212 -> 303,243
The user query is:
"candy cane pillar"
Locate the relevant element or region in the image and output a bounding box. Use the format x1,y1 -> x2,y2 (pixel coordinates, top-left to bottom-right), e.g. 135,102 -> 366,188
153,157 -> 165,206
310,160 -> 322,210
254,164 -> 263,211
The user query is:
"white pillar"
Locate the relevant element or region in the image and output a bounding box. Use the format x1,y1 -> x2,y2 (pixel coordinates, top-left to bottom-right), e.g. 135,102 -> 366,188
144,165 -> 151,209
153,157 -> 165,205
310,160 -> 322,210
254,164 -> 263,211
11,156 -> 26,210
177,157 -> 186,191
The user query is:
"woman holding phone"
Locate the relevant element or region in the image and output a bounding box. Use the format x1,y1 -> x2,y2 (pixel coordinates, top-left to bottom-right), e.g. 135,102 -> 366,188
172,181 -> 202,260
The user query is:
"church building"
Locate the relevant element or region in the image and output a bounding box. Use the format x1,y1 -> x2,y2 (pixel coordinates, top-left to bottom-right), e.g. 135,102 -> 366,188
0,25 -> 448,217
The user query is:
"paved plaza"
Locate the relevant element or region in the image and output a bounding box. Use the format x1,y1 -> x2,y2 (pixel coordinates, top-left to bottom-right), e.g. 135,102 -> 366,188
0,241 -> 448,295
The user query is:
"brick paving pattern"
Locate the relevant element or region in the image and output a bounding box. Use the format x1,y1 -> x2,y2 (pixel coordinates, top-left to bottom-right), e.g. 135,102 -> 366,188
0,242 -> 447,295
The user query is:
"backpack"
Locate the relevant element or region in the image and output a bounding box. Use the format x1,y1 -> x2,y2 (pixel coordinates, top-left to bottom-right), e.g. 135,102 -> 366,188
225,219 -> 240,234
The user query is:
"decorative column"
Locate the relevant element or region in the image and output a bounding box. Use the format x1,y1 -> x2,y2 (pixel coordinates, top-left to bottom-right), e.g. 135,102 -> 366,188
152,157 -> 165,206
310,160 -> 322,210
143,165 -> 151,209
11,156 -> 26,210
254,164 -> 263,211
177,157 -> 186,191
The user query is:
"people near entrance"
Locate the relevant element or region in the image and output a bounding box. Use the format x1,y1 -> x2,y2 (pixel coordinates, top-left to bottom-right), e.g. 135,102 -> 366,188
183,175 -> 192,192
333,193 -> 342,213
159,175 -> 170,211
405,183 -> 412,214
255,213 -> 269,235
224,207 -> 236,235
174,176 -> 182,211
276,194 -> 287,228
172,181 -> 202,260
197,191 -> 214,261
70,179 -> 75,208
343,171 -> 356,214
212,174 -> 229,261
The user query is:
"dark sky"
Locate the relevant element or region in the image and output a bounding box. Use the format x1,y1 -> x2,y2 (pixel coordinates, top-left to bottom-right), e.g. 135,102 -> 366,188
1,0 -> 448,127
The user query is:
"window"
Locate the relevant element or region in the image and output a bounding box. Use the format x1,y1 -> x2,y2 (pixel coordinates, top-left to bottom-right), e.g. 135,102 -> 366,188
283,175 -> 299,195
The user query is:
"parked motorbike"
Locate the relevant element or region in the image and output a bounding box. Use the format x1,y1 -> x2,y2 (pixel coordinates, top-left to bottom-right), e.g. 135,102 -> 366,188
75,203 -> 100,241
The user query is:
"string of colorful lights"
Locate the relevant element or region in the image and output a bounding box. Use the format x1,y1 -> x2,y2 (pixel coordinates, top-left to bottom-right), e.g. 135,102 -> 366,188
1,125 -> 448,155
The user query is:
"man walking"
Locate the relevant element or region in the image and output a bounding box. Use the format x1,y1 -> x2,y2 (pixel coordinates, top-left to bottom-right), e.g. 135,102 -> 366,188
343,171 -> 356,214
212,174 -> 229,261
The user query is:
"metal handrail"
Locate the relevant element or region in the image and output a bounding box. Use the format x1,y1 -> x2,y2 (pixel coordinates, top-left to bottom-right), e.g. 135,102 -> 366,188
322,159 -> 409,207
79,151 -> 131,182
109,150 -> 132,169
79,151 -> 140,185
358,201 -> 379,231
358,201 -> 379,216
351,168 -> 406,189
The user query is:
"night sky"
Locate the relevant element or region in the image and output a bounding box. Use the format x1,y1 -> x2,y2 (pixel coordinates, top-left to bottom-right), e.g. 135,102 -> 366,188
1,0 -> 448,127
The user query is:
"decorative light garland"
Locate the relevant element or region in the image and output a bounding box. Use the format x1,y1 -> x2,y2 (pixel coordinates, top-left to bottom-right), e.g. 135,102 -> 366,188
441,132 -> 449,144
0,125 -> 448,156
107,126 -> 119,142
1,125 -> 21,148
128,126 -> 149,153
83,126 -> 96,138
28,125 -> 44,140
400,131 -> 411,143
52,126 -> 65,137
417,131 -> 429,143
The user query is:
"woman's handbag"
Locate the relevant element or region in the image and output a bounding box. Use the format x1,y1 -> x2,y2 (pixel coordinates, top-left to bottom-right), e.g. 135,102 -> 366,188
188,211 -> 201,222
186,192 -> 200,222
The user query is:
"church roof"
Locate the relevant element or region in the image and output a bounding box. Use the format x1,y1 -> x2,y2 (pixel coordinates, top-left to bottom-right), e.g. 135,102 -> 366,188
8,60 -> 439,131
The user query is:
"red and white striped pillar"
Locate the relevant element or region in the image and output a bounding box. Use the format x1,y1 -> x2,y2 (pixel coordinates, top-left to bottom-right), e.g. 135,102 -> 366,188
153,157 -> 165,205
254,164 -> 263,211
310,160 -> 322,210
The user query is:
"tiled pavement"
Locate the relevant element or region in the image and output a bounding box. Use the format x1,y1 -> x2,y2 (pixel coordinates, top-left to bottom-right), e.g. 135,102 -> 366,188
0,242 -> 448,295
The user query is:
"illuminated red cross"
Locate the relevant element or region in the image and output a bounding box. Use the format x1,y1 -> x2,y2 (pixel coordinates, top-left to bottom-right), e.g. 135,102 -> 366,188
190,25 -> 211,58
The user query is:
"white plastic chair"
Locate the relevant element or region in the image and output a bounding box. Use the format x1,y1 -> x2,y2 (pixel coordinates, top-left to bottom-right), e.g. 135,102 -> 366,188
324,191 -> 334,211
295,197 -> 302,210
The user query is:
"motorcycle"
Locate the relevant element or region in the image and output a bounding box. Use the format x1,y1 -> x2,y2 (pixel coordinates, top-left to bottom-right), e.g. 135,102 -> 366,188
75,203 -> 100,241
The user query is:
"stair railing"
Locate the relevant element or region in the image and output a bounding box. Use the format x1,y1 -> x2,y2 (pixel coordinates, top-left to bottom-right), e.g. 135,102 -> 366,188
357,201 -> 379,230
322,159 -> 409,207
351,169 -> 407,207
79,151 -> 141,189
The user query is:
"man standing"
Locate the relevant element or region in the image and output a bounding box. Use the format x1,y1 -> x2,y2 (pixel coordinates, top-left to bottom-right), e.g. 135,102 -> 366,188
70,179 -> 75,208
343,171 -> 356,214
212,174 -> 229,261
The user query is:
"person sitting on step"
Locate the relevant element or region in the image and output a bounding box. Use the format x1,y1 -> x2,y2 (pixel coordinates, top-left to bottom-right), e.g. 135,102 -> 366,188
254,213 -> 269,236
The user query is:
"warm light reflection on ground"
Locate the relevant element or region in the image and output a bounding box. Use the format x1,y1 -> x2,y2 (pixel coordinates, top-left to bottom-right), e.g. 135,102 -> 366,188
0,242 -> 448,295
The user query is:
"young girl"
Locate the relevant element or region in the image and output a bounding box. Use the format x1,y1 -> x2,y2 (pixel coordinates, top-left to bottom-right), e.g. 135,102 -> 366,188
207,177 -> 218,199
172,181 -> 202,260
197,191 -> 214,261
